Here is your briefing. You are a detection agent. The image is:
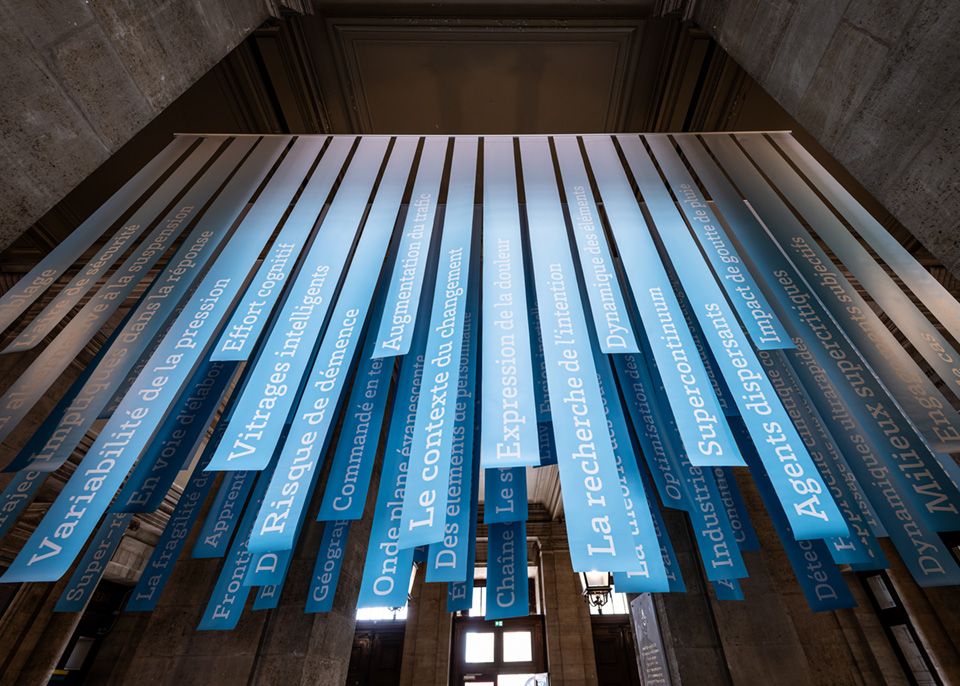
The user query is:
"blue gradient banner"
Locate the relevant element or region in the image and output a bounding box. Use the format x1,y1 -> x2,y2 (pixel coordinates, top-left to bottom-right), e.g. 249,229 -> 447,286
520,135 -> 638,572
480,137 -> 540,469
425,240 -> 480,581
316,295 -> 394,521
579,135 -> 740,469
248,137 -> 416,554
3,137 -> 290,474
212,136 -> 351,361
0,136 -> 194,334
373,138 -> 447,358
7,137 -> 241,354
645,134 -> 790,350
400,137 -> 478,548
208,137 -> 400,471
2,138 -> 324,583
618,134 -> 845,541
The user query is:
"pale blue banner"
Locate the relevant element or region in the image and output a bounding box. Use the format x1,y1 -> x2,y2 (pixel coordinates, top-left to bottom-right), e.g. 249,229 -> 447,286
400,137 -> 478,548
578,135 -> 740,469
479,137 -> 540,469
248,137 -> 418,554
373,137 -> 448,357
0,136 -> 194,335
208,136 -> 400,471
212,136 -> 352,361
2,137 -> 324,583
2,137 -> 290,472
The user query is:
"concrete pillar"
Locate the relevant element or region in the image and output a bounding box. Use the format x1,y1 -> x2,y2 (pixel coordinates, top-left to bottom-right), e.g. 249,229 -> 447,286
398,565 -> 452,686
540,546 -> 598,686
653,509 -> 732,685
87,457 -> 381,686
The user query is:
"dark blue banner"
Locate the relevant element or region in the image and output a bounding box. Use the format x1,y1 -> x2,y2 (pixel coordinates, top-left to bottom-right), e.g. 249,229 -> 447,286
306,520 -> 350,613
485,521 -> 528,620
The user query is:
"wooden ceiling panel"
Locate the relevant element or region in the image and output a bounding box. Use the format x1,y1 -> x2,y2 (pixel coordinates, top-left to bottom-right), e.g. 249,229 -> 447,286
328,21 -> 644,133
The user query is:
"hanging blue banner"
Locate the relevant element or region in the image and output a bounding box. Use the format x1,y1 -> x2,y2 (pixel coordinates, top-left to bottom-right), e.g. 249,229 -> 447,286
400,137 -> 477,548
208,136 -> 401,471
551,138 -> 638,353
248,138 -> 417,554
193,470 -> 257,559
484,467 -> 527,525
645,134 -> 790,351
126,424 -> 226,611
306,520 -> 351,613
617,134 -> 845,541
3,137 -> 290,473
357,302 -> 432,609
595,352 -> 670,591
679,136 -> 960,585
212,136 -> 352,361
425,242 -> 480,581
54,512 -> 132,613
316,295 -> 394,521
617,457 -> 685,593
519,135 -> 638,572
757,350 -> 887,568
373,137 -> 447,357
696,135 -> 960,531
447,481 -> 479,613
770,132 -> 960,344
8,136 -> 242,353
485,521 -> 528,620
577,136 -> 740,469
623,335 -> 749,582
0,136 -> 239,437
741,135 -> 960,422
116,361 -> 234,512
741,428 -> 856,613
198,465 -> 274,630
480,137 -> 540,469
2,137 -> 324,583
612,353 -> 689,512
0,136 -> 194,334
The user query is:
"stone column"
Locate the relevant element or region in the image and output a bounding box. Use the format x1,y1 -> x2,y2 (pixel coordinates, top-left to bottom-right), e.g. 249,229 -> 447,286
539,545 -> 598,686
398,564 -> 452,686
88,457 -> 382,686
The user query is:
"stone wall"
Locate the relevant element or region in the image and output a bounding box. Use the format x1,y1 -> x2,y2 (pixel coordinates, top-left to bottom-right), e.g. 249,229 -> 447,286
694,0 -> 960,277
0,0 -> 272,249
